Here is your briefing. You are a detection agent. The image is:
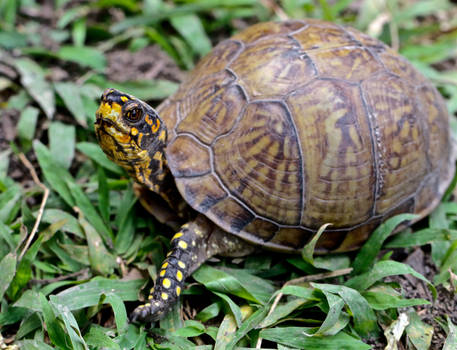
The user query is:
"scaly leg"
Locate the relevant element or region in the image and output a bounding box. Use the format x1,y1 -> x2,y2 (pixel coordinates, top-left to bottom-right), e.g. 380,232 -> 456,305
130,215 -> 254,322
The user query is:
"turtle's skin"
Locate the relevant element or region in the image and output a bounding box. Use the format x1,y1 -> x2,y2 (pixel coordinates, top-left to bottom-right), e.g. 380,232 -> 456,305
95,19 -> 456,322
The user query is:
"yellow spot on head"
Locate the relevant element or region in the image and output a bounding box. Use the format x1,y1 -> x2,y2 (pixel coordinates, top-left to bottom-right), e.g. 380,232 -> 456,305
162,278 -> 171,288
151,119 -> 160,133
161,292 -> 168,300
121,96 -> 128,102
131,127 -> 138,136
176,286 -> 181,296
161,262 -> 168,269
172,232 -> 183,241
178,261 -> 186,269
176,270 -> 183,281
145,114 -> 153,125
178,240 -> 188,249
160,269 -> 166,277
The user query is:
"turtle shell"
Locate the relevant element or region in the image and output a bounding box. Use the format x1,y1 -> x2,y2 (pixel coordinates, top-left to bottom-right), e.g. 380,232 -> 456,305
158,19 -> 456,253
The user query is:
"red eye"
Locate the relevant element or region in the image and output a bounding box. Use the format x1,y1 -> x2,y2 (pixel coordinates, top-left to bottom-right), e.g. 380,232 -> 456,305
125,107 -> 143,123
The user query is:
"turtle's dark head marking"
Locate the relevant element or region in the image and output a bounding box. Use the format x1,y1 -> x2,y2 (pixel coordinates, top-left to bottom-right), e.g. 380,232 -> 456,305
95,88 -> 168,192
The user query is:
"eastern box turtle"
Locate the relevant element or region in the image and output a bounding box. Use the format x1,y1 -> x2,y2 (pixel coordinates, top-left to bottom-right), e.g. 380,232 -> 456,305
95,19 -> 456,322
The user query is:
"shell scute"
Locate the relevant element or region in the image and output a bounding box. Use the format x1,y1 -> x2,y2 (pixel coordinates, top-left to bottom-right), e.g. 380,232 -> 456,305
231,20 -> 305,44
307,46 -> 383,82
292,22 -> 359,51
229,36 -> 317,98
166,135 -> 211,177
213,101 -> 302,225
361,72 -> 429,214
175,174 -> 228,213
287,79 -> 375,227
177,84 -> 246,144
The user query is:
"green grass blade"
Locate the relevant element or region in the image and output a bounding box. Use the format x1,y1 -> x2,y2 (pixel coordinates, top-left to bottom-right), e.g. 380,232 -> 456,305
352,213 -> 418,275
312,283 -> 378,337
79,217 -> 117,275
259,326 -> 371,349
50,278 -> 143,310
0,253 -> 16,300
76,142 -> 124,175
66,180 -> 113,245
54,82 -> 87,127
39,293 -> 72,350
49,122 -> 76,169
14,58 -> 55,119
33,141 -> 75,207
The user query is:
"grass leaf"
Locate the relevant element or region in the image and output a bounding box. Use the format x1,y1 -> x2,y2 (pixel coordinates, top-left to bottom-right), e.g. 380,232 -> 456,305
259,326 -> 371,349
0,253 -> 16,300
49,122 -> 76,169
34,141 -> 75,207
406,311 -> 433,350
50,278 -> 143,310
170,14 -> 212,56
76,142 -> 124,175
352,214 -> 418,275
57,45 -> 106,70
54,82 -> 87,127
39,293 -> 72,350
312,283 -> 379,337
79,217 -> 117,275
15,58 -> 55,118
443,316 -> 457,350
346,260 -> 436,298
66,180 -> 113,246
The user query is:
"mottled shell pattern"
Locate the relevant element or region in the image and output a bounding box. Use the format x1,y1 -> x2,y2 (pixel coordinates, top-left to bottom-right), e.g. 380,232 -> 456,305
158,19 -> 455,253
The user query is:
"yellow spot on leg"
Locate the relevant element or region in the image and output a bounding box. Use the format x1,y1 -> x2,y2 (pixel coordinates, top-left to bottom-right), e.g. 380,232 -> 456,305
161,262 -> 168,269
176,270 -> 183,281
178,240 -> 188,249
178,261 -> 186,269
148,295 -> 153,299
162,278 -> 171,288
120,96 -> 128,102
176,287 -> 181,296
172,232 -> 183,241
161,292 -> 168,300
160,269 -> 166,277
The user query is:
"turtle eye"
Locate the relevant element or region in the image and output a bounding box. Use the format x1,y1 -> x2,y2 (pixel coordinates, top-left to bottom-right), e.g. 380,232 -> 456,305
124,106 -> 143,123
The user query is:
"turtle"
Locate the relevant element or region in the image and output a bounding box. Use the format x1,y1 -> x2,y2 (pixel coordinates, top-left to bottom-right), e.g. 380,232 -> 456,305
94,19 -> 456,323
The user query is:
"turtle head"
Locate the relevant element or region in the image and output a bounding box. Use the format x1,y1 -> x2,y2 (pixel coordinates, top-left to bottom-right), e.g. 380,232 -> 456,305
95,88 -> 168,192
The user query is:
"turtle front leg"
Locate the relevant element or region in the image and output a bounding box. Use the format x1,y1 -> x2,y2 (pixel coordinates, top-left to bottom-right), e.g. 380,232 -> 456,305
130,215 -> 255,322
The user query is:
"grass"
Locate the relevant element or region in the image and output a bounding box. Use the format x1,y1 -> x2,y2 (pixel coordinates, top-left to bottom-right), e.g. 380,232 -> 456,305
1,0 -> 457,349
